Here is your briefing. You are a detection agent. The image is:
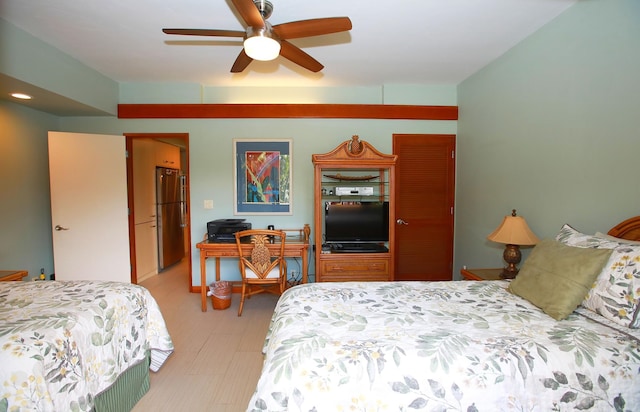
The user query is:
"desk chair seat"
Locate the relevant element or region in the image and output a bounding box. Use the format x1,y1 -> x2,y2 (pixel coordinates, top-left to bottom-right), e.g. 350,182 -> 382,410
244,267 -> 281,279
235,229 -> 287,316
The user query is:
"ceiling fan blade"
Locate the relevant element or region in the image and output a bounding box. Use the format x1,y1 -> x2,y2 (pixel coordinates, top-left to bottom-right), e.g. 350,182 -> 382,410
231,49 -> 254,73
163,28 -> 245,38
279,40 -> 323,72
231,0 -> 265,28
273,17 -> 352,40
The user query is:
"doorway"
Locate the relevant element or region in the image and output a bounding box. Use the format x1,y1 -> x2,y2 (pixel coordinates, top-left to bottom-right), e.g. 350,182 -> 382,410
125,133 -> 192,287
393,134 -> 456,281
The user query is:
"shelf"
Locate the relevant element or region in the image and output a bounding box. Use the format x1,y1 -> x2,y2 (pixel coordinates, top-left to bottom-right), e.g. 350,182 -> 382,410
323,173 -> 379,181
321,170 -> 388,199
320,196 -> 390,203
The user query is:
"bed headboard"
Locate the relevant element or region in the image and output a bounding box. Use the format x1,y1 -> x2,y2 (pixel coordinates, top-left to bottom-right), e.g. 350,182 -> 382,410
607,216 -> 640,241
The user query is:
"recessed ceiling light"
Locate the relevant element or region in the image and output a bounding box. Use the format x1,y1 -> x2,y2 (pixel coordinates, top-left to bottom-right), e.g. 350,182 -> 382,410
11,93 -> 32,100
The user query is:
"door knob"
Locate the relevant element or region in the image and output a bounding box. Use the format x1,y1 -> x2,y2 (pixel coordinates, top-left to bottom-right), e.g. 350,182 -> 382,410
54,225 -> 69,231
396,218 -> 409,225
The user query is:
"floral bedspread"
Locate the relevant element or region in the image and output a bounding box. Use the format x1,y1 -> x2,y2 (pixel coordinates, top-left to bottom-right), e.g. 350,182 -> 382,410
249,281 -> 640,411
0,280 -> 174,411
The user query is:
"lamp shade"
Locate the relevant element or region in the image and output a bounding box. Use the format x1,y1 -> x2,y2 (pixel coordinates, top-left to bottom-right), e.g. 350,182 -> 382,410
487,210 -> 539,246
244,25 -> 280,61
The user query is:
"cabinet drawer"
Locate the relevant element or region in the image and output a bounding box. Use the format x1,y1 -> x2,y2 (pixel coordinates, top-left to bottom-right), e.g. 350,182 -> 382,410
322,260 -> 387,273
319,256 -> 390,282
320,272 -> 390,282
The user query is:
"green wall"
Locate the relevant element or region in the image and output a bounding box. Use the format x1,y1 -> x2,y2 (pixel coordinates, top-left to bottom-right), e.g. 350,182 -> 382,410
57,114 -> 456,286
456,0 -> 640,274
0,101 -> 58,279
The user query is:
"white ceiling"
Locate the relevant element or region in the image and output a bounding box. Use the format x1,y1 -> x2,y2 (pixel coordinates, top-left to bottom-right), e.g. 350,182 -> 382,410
2,0 -> 576,89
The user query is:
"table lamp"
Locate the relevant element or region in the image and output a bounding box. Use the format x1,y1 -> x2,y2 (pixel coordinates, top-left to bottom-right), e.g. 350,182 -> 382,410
487,209 -> 539,279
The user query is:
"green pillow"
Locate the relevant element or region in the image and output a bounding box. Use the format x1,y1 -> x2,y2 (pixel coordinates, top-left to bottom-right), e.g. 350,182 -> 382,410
508,239 -> 612,320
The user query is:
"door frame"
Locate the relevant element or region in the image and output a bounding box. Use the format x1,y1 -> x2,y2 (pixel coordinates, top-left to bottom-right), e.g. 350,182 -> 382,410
125,133 -> 192,287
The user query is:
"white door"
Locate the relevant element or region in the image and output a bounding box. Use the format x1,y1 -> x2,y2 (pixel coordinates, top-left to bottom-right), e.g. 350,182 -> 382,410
48,131 -> 131,282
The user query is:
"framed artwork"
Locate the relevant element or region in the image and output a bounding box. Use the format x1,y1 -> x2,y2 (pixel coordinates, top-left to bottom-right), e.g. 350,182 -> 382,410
233,139 -> 292,215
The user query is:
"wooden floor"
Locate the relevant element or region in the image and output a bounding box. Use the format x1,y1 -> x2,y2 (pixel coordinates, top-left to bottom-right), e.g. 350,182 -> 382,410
132,260 -> 279,412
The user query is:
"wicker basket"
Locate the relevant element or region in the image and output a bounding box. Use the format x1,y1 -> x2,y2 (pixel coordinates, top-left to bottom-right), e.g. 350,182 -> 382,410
211,294 -> 231,310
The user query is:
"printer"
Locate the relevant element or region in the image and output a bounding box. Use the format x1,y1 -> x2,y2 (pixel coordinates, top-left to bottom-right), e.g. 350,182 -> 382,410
207,219 -> 251,243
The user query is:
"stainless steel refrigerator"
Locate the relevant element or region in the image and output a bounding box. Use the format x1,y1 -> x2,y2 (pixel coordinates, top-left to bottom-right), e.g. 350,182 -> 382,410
156,167 -> 185,270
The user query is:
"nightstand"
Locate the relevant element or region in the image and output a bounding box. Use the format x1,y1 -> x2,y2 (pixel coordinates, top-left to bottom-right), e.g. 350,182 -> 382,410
460,268 -> 504,281
0,270 -> 28,281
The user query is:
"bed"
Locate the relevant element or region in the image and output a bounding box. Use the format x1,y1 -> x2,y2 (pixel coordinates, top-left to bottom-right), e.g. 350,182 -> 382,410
0,280 -> 174,411
249,217 -> 640,411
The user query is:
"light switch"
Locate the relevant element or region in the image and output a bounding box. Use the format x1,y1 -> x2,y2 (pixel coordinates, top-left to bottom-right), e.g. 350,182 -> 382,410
204,200 -> 214,209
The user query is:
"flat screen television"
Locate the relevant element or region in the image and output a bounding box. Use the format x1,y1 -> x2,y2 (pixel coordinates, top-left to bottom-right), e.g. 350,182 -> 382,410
324,201 -> 389,243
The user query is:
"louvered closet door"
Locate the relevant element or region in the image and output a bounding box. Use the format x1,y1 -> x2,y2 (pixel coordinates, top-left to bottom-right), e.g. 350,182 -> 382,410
393,134 -> 455,281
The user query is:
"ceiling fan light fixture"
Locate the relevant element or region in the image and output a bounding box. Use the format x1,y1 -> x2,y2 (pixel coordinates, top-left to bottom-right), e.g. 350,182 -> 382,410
162,0 -> 352,72
244,26 -> 280,61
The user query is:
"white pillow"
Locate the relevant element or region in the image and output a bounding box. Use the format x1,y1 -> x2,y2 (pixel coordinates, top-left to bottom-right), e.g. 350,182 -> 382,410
554,224 -> 619,249
555,224 -> 640,328
581,244 -> 640,328
594,231 -> 640,246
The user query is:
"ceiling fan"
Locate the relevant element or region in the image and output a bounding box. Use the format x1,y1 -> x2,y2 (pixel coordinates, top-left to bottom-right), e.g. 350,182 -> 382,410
162,0 -> 352,73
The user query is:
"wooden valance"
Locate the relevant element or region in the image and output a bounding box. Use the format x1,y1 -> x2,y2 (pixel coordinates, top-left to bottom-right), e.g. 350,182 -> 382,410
117,103 -> 458,120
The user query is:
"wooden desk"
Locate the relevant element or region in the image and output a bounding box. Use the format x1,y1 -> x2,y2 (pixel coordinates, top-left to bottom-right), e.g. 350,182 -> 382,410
0,270 -> 28,281
196,233 -> 310,312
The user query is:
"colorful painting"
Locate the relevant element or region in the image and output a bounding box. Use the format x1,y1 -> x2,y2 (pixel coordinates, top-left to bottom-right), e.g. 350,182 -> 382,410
234,139 -> 292,214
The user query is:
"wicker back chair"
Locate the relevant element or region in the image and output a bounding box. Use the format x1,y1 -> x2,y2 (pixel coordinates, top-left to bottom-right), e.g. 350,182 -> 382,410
234,229 -> 287,316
